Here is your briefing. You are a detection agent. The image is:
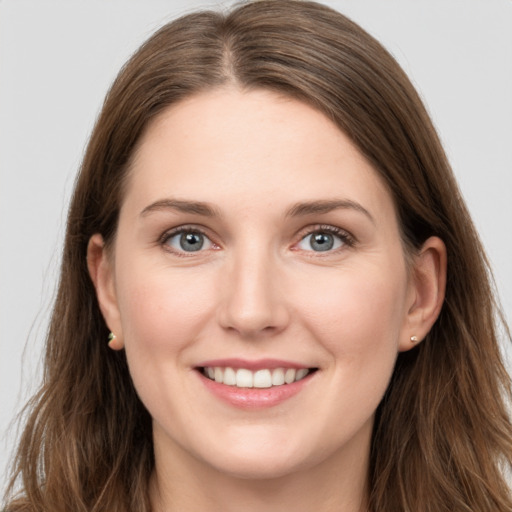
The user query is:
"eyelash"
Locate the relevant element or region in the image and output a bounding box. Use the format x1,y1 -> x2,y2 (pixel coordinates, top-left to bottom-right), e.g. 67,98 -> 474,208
294,224 -> 356,253
159,224 -> 356,256
159,226 -> 217,257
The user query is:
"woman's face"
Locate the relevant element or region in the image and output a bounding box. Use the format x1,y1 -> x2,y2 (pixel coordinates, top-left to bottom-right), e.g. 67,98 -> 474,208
96,88 -> 422,480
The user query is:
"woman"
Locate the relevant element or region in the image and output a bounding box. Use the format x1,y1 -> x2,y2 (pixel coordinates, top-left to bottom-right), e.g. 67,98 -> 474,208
4,1 -> 511,510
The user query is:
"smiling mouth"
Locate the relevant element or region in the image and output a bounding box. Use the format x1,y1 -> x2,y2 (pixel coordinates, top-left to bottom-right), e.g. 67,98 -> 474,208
199,367 -> 317,388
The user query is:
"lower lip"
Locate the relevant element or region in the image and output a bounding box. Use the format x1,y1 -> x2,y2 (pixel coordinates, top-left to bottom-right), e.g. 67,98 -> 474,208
197,371 -> 315,409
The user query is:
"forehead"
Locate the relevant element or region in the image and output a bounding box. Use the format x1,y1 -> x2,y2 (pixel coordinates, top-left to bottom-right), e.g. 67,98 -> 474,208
123,87 -> 395,220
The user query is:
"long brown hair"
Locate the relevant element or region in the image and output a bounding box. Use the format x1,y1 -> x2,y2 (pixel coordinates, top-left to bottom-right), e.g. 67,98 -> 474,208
5,1 -> 511,510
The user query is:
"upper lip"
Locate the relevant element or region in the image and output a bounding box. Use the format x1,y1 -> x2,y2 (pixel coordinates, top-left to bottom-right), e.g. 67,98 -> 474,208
196,358 -> 314,371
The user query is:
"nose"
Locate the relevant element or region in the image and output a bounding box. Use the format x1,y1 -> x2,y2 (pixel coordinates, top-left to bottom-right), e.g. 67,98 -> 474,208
217,249 -> 290,338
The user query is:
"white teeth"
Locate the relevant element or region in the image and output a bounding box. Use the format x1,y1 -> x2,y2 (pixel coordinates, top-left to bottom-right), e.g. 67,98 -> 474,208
284,368 -> 296,384
223,367 -> 236,386
295,368 -> 309,381
236,368 -> 253,388
271,368 -> 285,386
253,369 -> 272,388
203,366 -> 312,388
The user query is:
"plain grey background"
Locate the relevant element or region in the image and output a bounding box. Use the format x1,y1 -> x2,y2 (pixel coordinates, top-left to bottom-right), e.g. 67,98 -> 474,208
1,0 -> 511,491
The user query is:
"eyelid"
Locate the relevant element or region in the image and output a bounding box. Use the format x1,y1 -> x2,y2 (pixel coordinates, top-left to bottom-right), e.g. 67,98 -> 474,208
159,224 -> 220,255
292,224 -> 356,252
157,223 -> 355,256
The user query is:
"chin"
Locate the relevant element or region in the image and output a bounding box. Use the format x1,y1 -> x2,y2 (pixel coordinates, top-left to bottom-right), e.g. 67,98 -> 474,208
196,432 -> 323,481
208,452 -> 309,481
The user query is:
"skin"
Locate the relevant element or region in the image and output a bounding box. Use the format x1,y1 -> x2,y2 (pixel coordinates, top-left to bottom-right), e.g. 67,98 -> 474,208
88,87 -> 446,512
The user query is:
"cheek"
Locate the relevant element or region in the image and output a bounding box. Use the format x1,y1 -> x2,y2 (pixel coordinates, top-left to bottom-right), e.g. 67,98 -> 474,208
292,261 -> 408,437
295,259 -> 408,362
113,263 -> 220,420
115,263 -> 217,354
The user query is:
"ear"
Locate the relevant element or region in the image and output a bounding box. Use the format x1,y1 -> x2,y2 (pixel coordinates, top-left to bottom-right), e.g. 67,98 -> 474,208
87,234 -> 124,350
399,236 -> 447,352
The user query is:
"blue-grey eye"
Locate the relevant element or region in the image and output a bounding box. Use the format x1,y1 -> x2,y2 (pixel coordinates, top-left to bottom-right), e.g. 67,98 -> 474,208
166,231 -> 213,252
297,231 -> 344,252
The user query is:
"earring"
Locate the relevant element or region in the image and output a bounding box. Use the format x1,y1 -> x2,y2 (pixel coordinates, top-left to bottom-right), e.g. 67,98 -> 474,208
107,332 -> 124,350
410,335 -> 419,343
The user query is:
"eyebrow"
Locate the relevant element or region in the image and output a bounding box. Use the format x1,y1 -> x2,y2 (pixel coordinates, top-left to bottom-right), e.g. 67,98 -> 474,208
140,197 -> 374,224
140,199 -> 220,218
286,199 -> 375,224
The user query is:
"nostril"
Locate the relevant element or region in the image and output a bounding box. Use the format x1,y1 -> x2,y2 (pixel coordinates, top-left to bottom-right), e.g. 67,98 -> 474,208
216,271 -> 290,337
